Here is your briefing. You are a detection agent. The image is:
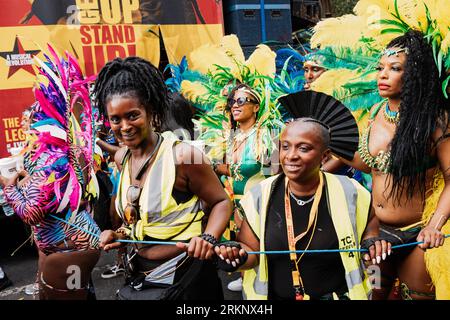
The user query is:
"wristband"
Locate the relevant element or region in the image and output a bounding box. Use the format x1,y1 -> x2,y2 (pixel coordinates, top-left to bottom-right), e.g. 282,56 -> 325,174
201,233 -> 218,246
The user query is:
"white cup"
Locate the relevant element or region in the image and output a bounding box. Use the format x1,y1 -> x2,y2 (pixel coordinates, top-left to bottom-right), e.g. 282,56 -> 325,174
0,157 -> 19,179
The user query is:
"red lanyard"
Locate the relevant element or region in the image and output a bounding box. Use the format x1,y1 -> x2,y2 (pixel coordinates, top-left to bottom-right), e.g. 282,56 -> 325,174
284,173 -> 323,300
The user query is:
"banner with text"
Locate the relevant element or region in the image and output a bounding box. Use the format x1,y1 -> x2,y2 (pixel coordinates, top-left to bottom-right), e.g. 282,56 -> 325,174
0,0 -> 224,157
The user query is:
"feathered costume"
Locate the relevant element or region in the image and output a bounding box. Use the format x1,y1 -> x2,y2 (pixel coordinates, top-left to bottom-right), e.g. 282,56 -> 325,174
3,44 -> 100,254
308,0 -> 450,299
165,35 -> 285,164
165,35 -> 285,239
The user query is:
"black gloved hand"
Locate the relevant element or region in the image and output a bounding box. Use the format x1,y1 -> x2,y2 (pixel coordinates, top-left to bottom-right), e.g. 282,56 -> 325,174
213,241 -> 248,272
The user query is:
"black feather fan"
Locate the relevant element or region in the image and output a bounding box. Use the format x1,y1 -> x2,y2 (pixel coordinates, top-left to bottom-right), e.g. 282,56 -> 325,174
278,90 -> 359,161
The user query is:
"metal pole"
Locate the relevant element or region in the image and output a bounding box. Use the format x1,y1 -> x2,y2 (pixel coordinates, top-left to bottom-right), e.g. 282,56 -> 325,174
260,0 -> 266,42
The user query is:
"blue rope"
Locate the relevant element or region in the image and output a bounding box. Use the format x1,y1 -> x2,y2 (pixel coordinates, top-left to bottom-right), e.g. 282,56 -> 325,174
248,235 -> 450,255
50,214 -> 449,254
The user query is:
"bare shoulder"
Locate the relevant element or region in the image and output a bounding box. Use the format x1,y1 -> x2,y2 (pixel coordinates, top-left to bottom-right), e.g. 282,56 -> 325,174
173,142 -> 210,166
113,146 -> 129,170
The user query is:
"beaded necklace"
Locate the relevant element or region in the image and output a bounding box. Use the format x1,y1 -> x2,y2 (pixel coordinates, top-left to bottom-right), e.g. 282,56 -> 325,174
358,102 -> 392,174
383,103 -> 400,124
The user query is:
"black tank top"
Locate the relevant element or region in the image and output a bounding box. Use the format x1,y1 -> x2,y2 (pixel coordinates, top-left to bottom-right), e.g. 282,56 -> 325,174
265,178 -> 347,300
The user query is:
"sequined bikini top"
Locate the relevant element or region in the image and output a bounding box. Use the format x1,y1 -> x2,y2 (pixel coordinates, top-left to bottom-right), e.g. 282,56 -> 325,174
358,102 -> 392,173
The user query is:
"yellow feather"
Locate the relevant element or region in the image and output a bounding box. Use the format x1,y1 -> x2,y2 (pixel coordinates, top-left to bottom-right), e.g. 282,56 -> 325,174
219,34 -> 245,63
353,0 -> 421,48
187,34 -> 276,82
354,0 -> 393,16
354,0 -> 417,24
244,44 -> 276,78
423,0 -> 450,39
310,69 -> 361,95
410,0 -> 429,32
180,80 -> 209,102
311,15 -> 369,50
441,32 -> 450,55
188,44 -> 235,74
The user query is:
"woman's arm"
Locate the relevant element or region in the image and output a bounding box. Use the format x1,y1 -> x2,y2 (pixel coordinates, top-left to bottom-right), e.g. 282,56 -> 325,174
175,143 -> 233,259
334,151 -> 371,174
214,163 -> 231,177
321,156 -> 346,173
96,139 -> 120,158
334,104 -> 380,174
1,171 -> 53,225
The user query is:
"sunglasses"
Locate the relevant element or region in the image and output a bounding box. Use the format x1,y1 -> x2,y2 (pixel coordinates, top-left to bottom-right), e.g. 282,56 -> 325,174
228,96 -> 258,107
123,185 -> 142,225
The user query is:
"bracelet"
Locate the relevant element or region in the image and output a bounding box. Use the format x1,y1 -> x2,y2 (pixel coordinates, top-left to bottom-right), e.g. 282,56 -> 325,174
201,233 -> 219,246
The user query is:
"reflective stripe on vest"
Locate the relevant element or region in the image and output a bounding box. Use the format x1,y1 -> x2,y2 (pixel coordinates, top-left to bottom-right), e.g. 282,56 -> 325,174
116,131 -> 204,241
241,173 -> 371,300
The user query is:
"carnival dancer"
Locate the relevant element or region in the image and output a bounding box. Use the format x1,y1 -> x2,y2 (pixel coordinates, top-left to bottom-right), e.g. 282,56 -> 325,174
308,0 -> 450,299
0,45 -> 101,300
212,83 -> 281,291
94,56 -> 232,300
342,31 -> 450,300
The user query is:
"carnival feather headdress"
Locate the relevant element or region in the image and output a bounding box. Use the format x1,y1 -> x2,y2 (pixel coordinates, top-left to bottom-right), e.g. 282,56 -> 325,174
309,0 -> 450,107
309,1 -> 450,299
165,35 -> 285,162
165,34 -> 278,113
31,44 -> 97,222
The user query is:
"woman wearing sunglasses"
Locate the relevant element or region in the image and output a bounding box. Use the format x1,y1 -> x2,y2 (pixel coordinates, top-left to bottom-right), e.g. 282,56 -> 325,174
214,84 -> 272,231
94,56 -> 232,300
213,83 -> 276,291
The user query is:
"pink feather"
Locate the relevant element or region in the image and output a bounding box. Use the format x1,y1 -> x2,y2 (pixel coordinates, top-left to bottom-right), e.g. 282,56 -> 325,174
47,45 -> 67,87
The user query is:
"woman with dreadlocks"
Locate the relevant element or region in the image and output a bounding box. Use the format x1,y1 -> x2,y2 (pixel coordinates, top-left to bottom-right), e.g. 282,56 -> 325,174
341,30 -> 450,300
94,56 -> 232,300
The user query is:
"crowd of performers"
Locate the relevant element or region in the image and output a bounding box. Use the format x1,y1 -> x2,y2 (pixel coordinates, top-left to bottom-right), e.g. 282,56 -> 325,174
1,0 -> 450,300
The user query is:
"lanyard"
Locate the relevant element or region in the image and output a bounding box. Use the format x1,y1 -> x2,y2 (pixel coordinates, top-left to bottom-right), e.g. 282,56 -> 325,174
284,172 -> 323,300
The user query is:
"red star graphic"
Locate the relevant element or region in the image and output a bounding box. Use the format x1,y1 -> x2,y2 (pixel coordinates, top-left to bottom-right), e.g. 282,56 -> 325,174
0,36 -> 40,78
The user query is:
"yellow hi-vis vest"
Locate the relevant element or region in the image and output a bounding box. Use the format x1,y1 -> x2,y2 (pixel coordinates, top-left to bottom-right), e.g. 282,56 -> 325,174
240,172 -> 372,300
117,131 -> 205,241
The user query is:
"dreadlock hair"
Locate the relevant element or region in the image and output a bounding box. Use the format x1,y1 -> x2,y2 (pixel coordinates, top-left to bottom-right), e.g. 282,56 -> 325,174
93,56 -> 167,131
226,83 -> 261,130
388,30 -> 449,203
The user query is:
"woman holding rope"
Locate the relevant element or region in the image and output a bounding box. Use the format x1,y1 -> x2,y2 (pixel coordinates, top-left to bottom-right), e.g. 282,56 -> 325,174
214,118 -> 383,300
335,31 -> 450,300
94,56 -> 232,300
